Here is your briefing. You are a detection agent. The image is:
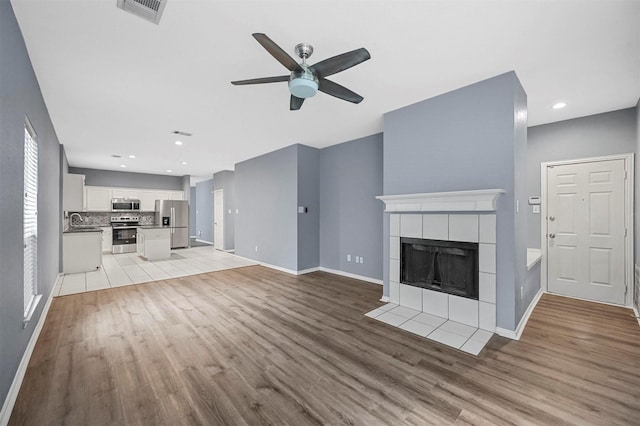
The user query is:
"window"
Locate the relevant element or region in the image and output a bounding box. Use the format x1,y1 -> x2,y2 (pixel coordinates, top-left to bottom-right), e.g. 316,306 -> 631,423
23,119 -> 40,322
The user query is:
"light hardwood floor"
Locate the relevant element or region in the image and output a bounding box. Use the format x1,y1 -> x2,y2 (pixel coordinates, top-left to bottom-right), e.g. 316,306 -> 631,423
9,266 -> 640,425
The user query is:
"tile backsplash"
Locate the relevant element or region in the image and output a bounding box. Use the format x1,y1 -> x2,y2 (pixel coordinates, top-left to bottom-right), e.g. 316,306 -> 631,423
67,212 -> 156,228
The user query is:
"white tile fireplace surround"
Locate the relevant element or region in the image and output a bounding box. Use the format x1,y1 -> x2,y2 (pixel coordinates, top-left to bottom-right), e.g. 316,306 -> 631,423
371,189 -> 504,354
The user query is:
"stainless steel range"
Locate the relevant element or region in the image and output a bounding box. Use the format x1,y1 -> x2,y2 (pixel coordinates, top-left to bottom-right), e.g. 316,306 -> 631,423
111,215 -> 139,254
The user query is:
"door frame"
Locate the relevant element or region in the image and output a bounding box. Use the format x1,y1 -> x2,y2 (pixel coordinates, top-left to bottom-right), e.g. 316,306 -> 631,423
213,189 -> 224,250
540,153 -> 634,307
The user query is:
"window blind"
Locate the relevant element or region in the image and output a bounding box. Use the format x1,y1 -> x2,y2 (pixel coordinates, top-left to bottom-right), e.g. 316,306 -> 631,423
23,124 -> 38,317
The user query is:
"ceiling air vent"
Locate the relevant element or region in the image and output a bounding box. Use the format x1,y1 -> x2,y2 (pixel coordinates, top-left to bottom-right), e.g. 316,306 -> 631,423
117,0 -> 167,25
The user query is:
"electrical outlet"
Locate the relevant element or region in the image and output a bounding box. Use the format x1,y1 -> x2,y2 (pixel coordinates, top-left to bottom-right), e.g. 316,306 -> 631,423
255,245 -> 258,252
347,254 -> 351,262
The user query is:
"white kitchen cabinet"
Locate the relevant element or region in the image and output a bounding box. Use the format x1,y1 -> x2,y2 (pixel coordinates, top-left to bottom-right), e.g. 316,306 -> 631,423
169,191 -> 184,200
101,227 -> 112,253
137,227 -> 171,260
140,190 -> 158,211
85,187 -> 112,211
112,189 -> 140,199
63,231 -> 103,273
63,173 -> 85,211
156,191 -> 171,201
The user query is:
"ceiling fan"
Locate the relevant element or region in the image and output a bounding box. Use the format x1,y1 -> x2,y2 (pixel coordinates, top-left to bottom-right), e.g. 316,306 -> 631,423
231,33 -> 371,110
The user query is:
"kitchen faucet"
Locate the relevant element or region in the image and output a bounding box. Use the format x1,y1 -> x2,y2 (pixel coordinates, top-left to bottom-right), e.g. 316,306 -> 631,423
69,212 -> 84,225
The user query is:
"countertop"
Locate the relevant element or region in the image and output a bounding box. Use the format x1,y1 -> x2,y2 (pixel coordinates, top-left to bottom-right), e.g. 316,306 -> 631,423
63,226 -> 103,234
137,225 -> 170,229
527,248 -> 542,270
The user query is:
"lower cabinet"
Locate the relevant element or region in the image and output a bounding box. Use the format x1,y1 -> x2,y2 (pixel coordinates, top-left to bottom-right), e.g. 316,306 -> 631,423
101,227 -> 112,253
137,227 -> 171,261
63,232 -> 103,273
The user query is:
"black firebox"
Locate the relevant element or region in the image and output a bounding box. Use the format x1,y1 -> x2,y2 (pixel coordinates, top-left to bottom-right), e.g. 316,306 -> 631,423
400,238 -> 479,300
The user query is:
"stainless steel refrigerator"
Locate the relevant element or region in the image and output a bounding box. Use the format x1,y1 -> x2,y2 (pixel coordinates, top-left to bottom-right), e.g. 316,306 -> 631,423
155,200 -> 189,248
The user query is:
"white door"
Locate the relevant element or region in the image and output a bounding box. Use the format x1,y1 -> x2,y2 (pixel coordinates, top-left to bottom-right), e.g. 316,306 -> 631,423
547,159 -> 626,304
214,190 -> 224,250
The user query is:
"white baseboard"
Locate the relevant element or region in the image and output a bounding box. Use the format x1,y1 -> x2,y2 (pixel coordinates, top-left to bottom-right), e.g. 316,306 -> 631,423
297,267 -> 320,275
0,274 -> 60,426
255,261 -> 310,276
495,288 -> 543,341
380,296 -> 390,303
241,260 -> 383,284
634,306 -> 640,327
195,238 -> 213,245
318,267 -> 383,286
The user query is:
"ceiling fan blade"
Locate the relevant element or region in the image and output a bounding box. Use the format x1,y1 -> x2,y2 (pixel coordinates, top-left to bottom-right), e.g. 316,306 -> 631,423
231,75 -> 289,85
318,78 -> 364,104
253,33 -> 303,72
290,95 -> 305,110
310,48 -> 371,78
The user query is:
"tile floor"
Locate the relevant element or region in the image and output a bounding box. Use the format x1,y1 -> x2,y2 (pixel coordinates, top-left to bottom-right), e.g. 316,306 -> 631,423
365,303 -> 493,355
55,246 -> 257,297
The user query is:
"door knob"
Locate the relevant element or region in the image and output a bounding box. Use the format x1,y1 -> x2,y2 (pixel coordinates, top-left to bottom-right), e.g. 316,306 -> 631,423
549,216 -> 555,221
549,233 -> 555,238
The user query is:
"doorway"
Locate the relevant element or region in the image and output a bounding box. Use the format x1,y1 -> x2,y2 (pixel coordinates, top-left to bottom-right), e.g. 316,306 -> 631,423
541,154 -> 633,306
214,189 -> 224,250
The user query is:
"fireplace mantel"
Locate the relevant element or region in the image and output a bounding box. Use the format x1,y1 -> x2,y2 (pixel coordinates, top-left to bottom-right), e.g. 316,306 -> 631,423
376,189 -> 505,212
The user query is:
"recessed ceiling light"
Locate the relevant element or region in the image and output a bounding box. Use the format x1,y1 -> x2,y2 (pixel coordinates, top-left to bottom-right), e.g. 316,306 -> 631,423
120,164 -> 126,168
181,161 -> 187,165
552,102 -> 567,110
128,155 -> 136,159
166,169 -> 172,173
174,141 -> 183,146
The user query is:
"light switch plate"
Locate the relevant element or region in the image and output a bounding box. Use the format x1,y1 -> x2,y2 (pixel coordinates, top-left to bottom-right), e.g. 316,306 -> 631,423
532,205 -> 540,214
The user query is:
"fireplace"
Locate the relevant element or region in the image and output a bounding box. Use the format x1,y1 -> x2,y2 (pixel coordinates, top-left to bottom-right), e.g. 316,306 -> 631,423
401,238 -> 479,299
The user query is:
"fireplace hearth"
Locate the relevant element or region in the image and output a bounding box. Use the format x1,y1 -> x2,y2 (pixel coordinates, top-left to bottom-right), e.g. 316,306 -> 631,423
401,238 -> 479,299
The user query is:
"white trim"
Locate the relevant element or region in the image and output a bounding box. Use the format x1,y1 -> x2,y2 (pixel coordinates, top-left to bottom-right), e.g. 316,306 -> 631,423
0,274 -> 60,426
633,306 -> 640,327
376,189 -> 505,212
495,288 -> 543,341
540,153 -> 634,306
318,267 -> 383,285
297,267 -> 320,275
254,261 -> 319,276
223,249 -> 235,253
380,296 -> 390,303
194,238 -> 213,245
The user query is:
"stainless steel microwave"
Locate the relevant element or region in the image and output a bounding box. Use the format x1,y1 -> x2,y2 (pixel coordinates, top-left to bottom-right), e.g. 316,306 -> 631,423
111,198 -> 141,212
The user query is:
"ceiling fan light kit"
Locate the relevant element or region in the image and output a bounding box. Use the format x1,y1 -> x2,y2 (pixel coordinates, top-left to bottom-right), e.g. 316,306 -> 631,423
231,33 -> 370,110
289,67 -> 318,98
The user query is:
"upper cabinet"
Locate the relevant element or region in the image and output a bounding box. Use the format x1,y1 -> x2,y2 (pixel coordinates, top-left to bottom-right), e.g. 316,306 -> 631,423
112,189 -> 140,199
83,186 -> 185,212
140,190 -> 158,211
63,173 -> 85,211
85,187 -> 112,211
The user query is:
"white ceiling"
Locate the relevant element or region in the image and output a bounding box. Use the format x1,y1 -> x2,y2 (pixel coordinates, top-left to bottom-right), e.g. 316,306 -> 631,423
11,0 -> 640,181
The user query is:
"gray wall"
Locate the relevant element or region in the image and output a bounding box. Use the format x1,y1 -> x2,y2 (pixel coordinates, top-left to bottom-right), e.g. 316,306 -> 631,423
635,99 -> 640,313
235,145 -> 298,270
383,72 -> 527,331
297,145 -> 320,270
513,83 -> 531,323
189,186 -> 196,237
319,134 -> 383,280
69,167 -> 184,190
0,0 -> 62,410
527,108 -> 637,249
213,170 -> 236,251
195,179 -> 214,242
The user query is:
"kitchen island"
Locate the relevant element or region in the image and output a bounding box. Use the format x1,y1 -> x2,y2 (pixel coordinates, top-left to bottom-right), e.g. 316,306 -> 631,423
137,226 -> 171,260
62,227 -> 103,273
